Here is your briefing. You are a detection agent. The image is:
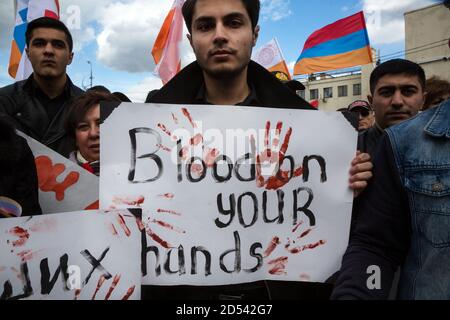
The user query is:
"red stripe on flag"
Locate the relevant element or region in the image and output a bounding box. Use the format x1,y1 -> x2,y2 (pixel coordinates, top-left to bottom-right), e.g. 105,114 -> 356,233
44,9 -> 59,19
303,11 -> 366,51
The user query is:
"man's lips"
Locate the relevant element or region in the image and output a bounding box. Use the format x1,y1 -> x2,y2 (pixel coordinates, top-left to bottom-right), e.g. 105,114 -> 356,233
210,49 -> 234,57
386,111 -> 410,117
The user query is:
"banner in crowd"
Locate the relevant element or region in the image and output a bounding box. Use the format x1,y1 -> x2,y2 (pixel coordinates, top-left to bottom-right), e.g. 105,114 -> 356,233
18,132 -> 99,214
0,210 -> 141,300
100,103 -> 357,286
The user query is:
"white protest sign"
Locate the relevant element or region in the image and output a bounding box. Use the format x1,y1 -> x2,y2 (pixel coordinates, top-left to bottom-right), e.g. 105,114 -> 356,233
100,103 -> 357,286
18,132 -> 99,214
0,210 -> 141,300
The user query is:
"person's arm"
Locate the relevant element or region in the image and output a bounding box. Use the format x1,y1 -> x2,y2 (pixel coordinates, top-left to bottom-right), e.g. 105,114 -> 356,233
331,135 -> 411,299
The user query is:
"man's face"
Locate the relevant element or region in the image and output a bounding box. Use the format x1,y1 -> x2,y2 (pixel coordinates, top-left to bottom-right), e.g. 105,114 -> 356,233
351,107 -> 375,131
26,27 -> 73,79
187,0 -> 259,79
369,74 -> 425,129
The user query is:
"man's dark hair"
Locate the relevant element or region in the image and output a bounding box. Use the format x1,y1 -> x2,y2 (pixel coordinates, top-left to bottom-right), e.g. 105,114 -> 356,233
370,59 -> 426,94
26,17 -> 73,52
182,0 -> 260,33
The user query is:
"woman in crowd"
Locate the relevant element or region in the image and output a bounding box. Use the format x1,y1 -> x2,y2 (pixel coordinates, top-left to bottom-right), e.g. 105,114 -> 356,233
65,91 -> 119,176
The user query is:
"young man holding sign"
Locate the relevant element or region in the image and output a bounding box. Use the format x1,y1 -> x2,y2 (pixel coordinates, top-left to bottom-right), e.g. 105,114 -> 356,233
145,0 -> 372,300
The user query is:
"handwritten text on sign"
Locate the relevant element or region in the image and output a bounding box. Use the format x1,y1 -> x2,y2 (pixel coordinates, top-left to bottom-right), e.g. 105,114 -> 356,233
100,103 -> 357,285
0,210 -> 141,300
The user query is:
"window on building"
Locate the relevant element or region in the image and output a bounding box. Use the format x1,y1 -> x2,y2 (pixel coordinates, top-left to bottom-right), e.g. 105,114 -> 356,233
310,89 -> 318,100
298,90 -> 305,99
353,83 -> 362,96
324,87 -> 333,98
338,85 -> 348,97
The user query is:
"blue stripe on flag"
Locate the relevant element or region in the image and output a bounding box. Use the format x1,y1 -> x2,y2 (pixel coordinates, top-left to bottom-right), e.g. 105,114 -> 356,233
19,8 -> 28,23
14,23 -> 28,52
298,29 -> 369,61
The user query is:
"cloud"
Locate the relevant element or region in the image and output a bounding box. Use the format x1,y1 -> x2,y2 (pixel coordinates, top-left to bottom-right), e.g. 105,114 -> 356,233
260,0 -> 293,22
363,0 -> 436,45
95,0 -> 194,73
124,76 -> 162,102
0,1 -> 14,50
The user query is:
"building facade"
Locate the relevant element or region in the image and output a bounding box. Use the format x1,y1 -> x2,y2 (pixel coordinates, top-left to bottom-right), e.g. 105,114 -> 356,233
405,2 -> 450,82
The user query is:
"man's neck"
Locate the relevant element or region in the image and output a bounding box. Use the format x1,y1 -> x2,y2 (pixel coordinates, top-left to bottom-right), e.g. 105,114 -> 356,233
203,70 -> 250,105
33,73 -> 67,99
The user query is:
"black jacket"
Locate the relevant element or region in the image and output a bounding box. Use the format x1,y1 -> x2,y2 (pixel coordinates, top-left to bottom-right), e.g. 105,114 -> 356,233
147,60 -> 314,110
0,116 -> 42,217
143,61 -> 333,300
0,75 -> 84,158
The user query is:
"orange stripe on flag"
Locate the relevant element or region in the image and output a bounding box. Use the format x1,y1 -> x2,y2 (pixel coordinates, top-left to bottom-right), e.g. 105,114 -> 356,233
8,41 -> 21,79
268,60 -> 292,80
152,8 -> 176,65
294,46 -> 372,75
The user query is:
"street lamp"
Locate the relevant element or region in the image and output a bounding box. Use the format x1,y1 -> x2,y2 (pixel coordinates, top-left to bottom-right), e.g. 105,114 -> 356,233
87,60 -> 93,88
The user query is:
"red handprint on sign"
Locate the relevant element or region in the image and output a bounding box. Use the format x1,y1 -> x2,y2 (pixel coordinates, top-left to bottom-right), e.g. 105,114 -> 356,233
35,156 -> 80,201
252,121 -> 303,190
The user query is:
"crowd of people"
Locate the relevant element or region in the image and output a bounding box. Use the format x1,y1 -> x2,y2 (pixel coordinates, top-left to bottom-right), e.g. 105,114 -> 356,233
0,0 -> 449,300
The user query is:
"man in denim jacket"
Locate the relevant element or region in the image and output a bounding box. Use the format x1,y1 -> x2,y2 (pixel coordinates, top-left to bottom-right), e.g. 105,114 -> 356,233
332,98 -> 450,299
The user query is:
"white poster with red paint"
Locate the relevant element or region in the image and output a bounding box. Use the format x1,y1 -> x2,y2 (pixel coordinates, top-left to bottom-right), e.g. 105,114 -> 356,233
18,132 -> 99,214
100,103 -> 357,285
0,210 -> 141,300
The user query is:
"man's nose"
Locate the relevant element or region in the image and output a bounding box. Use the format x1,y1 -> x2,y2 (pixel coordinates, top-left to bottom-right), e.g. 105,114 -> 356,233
89,125 -> 100,138
391,90 -> 404,108
213,23 -> 228,44
43,42 -> 55,55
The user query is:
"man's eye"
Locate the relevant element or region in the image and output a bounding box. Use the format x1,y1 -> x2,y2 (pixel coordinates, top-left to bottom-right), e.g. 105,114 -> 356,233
402,88 -> 417,96
53,41 -> 66,49
379,90 -> 392,97
228,19 -> 243,28
197,23 -> 212,31
33,41 -> 45,47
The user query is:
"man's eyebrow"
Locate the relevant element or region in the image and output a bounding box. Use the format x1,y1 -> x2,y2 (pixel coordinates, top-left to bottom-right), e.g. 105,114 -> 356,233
194,12 -> 247,22
377,84 -> 419,90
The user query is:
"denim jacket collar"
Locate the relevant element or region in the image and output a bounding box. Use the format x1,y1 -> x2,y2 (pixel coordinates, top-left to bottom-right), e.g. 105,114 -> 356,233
424,100 -> 450,139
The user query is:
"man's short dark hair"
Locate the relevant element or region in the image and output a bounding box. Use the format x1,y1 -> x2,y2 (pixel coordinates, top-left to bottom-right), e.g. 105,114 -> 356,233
26,17 -> 73,52
182,0 -> 260,34
370,59 -> 426,94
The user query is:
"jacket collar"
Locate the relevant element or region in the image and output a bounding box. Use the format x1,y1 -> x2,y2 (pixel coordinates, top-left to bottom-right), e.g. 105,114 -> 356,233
149,61 -> 314,110
424,99 -> 450,138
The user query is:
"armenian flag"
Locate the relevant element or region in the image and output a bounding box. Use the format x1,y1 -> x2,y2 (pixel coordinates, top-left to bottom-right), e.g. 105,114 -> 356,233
8,0 -> 60,81
294,11 -> 372,75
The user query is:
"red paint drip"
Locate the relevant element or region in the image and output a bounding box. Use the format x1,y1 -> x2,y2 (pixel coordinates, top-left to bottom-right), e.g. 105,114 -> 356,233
74,289 -> 82,300
182,108 -> 197,128
263,236 -> 280,258
9,226 -> 30,247
172,113 -> 179,124
157,123 -> 172,137
292,221 -> 303,233
157,144 -> 172,152
110,223 -> 118,236
136,219 -> 146,231
30,218 -> 57,233
203,148 -> 219,167
157,208 -> 181,216
117,214 -> 131,237
267,256 -> 288,275
104,275 -> 121,300
302,240 -> 327,251
298,229 -> 312,239
158,193 -> 175,199
153,220 -> 185,233
17,250 -> 40,262
146,229 -> 172,249
264,121 -> 270,149
92,275 -> 106,300
122,285 -> 136,300
190,133 -> 203,146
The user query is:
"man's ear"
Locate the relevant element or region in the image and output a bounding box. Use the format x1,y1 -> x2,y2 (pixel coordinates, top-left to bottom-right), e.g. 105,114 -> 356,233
367,94 -> 373,105
252,25 -> 260,47
25,47 -> 30,59
67,52 -> 74,66
187,33 -> 193,48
